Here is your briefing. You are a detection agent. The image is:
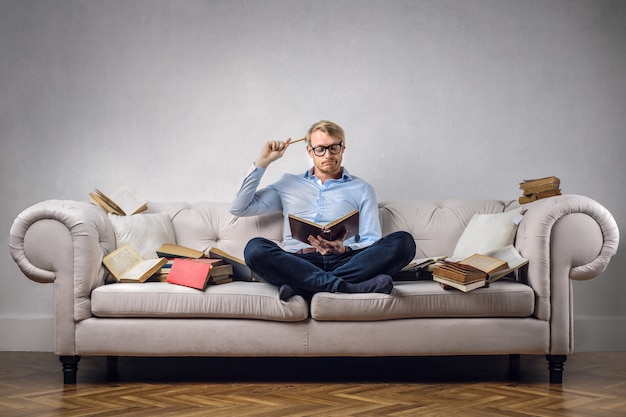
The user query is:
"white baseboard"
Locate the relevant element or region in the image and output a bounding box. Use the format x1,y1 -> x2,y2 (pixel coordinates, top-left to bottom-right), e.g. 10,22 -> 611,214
0,316 -> 54,351
0,316 -> 623,352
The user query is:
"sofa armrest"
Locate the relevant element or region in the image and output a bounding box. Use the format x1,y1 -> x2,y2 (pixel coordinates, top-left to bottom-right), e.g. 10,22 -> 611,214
9,200 -> 115,332
514,194 -> 619,354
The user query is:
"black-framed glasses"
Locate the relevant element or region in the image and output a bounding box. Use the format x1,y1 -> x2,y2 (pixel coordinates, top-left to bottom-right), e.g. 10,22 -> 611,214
311,142 -> 343,157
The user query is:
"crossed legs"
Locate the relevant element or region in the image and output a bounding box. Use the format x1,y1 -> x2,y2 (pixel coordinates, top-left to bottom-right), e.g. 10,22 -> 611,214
244,231 -> 415,300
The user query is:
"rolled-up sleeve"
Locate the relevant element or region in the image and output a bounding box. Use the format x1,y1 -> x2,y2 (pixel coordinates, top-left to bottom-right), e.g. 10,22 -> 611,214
350,183 -> 381,250
229,164 -> 282,216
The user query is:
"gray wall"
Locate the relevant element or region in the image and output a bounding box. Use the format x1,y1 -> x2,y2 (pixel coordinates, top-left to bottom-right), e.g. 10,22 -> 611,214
1,0 -> 624,351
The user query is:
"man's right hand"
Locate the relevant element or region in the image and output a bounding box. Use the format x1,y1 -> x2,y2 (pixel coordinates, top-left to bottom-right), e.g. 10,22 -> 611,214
255,139 -> 292,169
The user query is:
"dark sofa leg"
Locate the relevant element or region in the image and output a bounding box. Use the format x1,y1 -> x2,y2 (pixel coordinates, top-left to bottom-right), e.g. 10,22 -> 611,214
107,356 -> 119,379
60,355 -> 81,384
546,354 -> 567,384
507,354 -> 521,379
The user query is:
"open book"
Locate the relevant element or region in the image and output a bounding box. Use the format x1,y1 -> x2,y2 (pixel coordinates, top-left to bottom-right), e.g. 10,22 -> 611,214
288,209 -> 359,244
476,245 -> 529,282
433,245 -> 528,292
401,256 -> 447,272
89,186 -> 147,216
103,244 -> 167,283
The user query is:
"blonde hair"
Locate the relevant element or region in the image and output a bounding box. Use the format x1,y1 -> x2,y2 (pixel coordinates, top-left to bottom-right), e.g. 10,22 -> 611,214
305,120 -> 345,146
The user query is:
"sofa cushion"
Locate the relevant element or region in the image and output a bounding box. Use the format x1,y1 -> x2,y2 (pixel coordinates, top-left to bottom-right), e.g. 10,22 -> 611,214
91,281 -> 309,322
108,212 -> 176,259
452,208 -> 523,259
310,280 -> 534,321
378,199 -> 521,261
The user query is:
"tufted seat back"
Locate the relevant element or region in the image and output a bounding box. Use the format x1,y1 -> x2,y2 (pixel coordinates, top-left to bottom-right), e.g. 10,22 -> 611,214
147,199 -> 520,260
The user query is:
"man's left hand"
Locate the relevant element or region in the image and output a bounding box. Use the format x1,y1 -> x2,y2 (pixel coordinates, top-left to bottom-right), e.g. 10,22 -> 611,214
307,232 -> 349,255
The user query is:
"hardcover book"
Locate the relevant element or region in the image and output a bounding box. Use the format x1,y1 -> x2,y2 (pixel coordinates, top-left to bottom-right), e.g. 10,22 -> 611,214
519,189 -> 562,204
519,176 -> 560,192
103,244 -> 166,283
433,275 -> 488,292
458,253 -> 509,275
432,262 -> 487,283
166,258 -> 212,290
288,209 -> 359,244
209,247 -> 259,282
156,243 -> 206,259
89,186 -> 147,216
401,255 -> 448,272
190,258 -> 232,283
433,245 -> 528,292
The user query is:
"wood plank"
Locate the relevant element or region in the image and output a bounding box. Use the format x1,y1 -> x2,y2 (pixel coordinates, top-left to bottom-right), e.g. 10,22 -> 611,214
0,352 -> 624,416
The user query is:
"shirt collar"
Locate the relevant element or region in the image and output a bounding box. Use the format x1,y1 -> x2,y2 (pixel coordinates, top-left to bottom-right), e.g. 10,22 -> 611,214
304,167 -> 352,182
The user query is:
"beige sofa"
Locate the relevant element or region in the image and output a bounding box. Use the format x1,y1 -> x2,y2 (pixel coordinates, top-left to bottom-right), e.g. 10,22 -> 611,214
9,194 -> 619,384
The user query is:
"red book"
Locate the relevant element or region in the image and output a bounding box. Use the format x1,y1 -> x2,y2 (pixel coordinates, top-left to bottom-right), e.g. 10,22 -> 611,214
166,258 -> 212,290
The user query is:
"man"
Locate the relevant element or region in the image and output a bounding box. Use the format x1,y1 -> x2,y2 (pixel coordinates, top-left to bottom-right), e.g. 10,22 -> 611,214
230,120 -> 415,300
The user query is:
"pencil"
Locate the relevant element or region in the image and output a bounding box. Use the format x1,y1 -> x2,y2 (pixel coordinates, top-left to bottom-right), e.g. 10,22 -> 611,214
288,137 -> 306,145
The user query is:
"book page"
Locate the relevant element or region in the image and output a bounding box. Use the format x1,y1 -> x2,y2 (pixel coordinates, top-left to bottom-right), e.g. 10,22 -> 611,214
483,245 -> 527,269
119,259 -> 164,281
483,245 -> 529,281
459,254 -> 507,274
103,244 -> 143,278
94,189 -> 124,215
401,256 -> 447,272
109,185 -> 146,215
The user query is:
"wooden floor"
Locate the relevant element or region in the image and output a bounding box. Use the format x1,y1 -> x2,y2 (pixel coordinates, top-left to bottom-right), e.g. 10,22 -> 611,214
0,352 -> 624,416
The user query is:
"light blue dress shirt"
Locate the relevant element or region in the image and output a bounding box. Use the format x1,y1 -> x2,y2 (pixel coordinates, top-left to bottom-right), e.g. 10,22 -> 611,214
230,164 -> 382,253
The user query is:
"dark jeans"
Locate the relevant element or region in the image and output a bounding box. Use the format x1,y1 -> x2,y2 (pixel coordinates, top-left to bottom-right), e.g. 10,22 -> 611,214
244,231 -> 416,293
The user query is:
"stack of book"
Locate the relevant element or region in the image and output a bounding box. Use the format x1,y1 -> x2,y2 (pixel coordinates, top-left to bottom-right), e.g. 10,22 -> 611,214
156,244 -> 234,289
518,176 -> 561,204
208,247 -> 261,282
432,245 -> 528,292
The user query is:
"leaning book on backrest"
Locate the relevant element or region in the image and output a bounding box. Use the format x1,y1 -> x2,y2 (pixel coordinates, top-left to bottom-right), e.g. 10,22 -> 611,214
103,244 -> 166,283
89,185 -> 147,216
89,190 -> 123,215
209,247 -> 259,282
288,209 -> 359,244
